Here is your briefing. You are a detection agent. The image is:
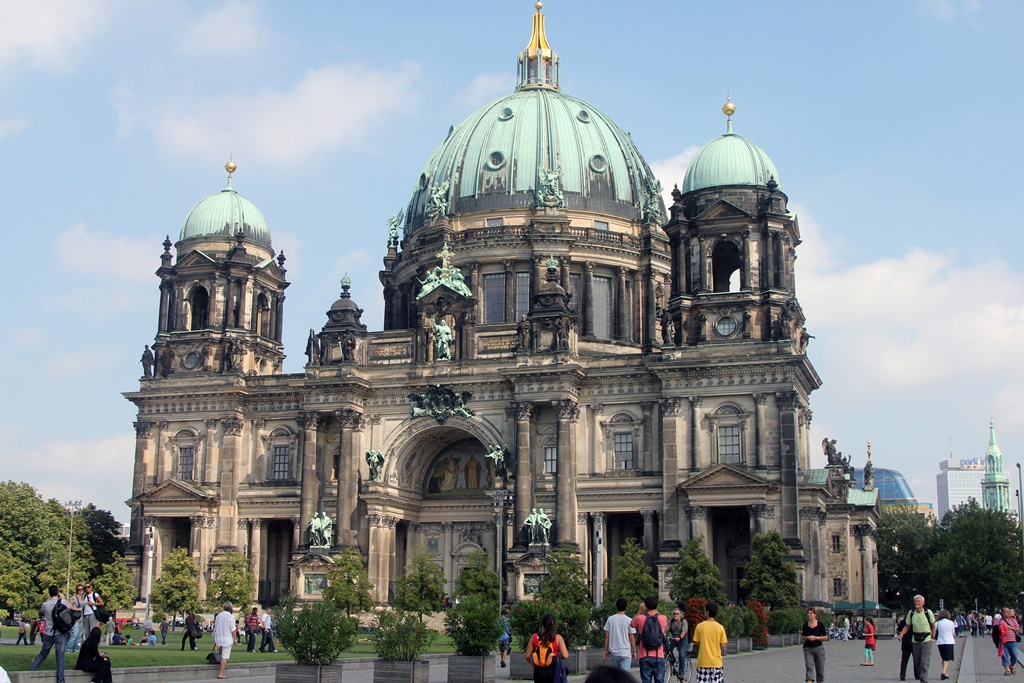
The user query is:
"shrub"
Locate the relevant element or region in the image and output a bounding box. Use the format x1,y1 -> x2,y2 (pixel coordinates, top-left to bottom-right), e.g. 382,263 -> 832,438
746,599 -> 768,647
718,605 -> 753,639
374,609 -> 437,661
275,594 -> 358,666
767,607 -> 806,635
684,597 -> 707,632
509,598 -> 558,651
445,593 -> 504,656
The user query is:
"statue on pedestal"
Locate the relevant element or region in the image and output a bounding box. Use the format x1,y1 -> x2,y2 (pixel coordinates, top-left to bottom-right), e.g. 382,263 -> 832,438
309,512 -> 333,549
366,449 -> 385,483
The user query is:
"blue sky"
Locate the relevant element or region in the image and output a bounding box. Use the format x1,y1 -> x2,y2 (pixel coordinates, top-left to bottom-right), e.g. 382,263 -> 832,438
1,0 -> 1021,522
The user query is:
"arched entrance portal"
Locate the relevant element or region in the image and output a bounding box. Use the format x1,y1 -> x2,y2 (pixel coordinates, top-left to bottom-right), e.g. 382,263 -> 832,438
365,420 -> 508,603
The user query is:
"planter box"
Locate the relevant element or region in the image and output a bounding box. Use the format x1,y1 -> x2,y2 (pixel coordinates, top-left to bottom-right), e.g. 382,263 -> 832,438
373,659 -> 429,683
277,662 -> 346,683
725,641 -> 738,654
768,635 -> 786,647
508,649 -> 586,678
587,648 -> 608,670
509,654 -> 534,680
565,648 -> 588,675
786,634 -> 799,646
736,637 -> 752,652
447,655 -> 495,683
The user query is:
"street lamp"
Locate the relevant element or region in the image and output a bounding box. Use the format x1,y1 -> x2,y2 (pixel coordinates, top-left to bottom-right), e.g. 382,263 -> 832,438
64,500 -> 82,598
143,526 -> 155,622
490,486 -> 514,608
1017,464 -> 1024,577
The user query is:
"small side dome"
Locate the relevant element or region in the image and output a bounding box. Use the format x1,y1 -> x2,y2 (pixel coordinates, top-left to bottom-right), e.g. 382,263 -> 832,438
682,101 -> 780,194
179,162 -> 272,248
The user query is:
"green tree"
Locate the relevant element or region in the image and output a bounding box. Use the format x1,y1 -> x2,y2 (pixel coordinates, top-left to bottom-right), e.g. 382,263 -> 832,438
455,549 -> 499,603
604,537 -> 657,604
206,550 -> 254,609
79,504 -> 128,573
669,536 -> 724,603
445,592 -> 504,656
151,547 -> 200,620
323,546 -> 374,616
537,545 -> 590,604
0,550 -> 35,614
876,505 -> 936,611
930,500 -> 1024,611
393,547 -> 444,621
740,531 -> 800,609
94,556 -> 136,611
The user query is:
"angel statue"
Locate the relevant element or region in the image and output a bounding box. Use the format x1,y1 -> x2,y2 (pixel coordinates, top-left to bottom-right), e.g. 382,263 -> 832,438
822,437 -> 840,466
386,210 -> 403,248
366,449 -> 385,483
485,444 -> 511,481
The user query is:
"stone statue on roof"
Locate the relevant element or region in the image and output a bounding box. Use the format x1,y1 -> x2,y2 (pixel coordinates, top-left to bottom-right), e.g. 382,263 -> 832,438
426,180 -> 450,220
386,210 -> 403,248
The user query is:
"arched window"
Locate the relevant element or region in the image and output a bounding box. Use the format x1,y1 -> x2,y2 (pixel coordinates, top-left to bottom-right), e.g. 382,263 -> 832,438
190,287 -> 209,330
711,240 -> 742,293
707,404 -> 749,466
172,429 -> 200,481
255,293 -> 271,338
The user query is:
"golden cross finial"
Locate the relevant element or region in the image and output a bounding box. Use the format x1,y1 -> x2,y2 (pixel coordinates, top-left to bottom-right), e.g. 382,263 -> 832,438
436,243 -> 454,269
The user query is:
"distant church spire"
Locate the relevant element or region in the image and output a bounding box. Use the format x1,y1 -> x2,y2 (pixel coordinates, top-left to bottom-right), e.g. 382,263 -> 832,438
517,2 -> 559,90
981,420 -> 1011,513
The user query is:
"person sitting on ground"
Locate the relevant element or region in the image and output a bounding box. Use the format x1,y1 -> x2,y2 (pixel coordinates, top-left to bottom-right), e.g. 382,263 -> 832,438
75,610 -> 113,683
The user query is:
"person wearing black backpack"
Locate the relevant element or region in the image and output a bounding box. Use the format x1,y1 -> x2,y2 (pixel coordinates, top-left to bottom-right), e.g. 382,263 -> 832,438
631,596 -> 668,683
28,585 -> 72,682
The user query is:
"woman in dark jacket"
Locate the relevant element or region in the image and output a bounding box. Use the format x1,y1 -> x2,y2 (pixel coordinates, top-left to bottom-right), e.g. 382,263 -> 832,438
75,610 -> 112,683
181,610 -> 197,651
898,616 -> 919,681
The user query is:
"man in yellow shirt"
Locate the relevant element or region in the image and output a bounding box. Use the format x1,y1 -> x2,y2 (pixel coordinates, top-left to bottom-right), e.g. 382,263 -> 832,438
691,602 -> 728,683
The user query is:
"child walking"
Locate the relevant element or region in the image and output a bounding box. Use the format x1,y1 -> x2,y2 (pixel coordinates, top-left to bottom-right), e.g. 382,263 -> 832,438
862,617 -> 876,666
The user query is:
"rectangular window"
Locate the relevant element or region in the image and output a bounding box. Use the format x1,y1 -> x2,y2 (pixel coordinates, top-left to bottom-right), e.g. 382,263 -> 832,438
273,445 -> 290,480
831,534 -> 841,553
483,273 -> 505,324
568,274 -> 581,312
593,275 -> 613,338
544,446 -> 557,474
832,578 -> 843,596
515,272 -> 531,321
718,425 -> 741,464
614,433 -> 634,470
594,220 -> 609,231
178,446 -> 195,480
486,217 -> 504,228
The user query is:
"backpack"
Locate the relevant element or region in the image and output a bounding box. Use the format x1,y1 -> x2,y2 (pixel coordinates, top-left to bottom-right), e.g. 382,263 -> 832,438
641,613 -> 665,651
52,599 -> 74,634
532,637 -> 555,667
907,609 -> 935,643
993,621 -> 1005,647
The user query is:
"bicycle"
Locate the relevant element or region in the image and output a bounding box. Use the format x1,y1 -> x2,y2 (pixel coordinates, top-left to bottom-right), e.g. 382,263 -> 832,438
665,641 -> 694,683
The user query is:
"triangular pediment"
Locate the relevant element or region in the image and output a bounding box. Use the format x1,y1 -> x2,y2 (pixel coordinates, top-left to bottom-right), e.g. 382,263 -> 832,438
417,280 -> 474,303
693,200 -> 751,222
678,463 -> 775,492
175,250 -> 219,268
254,258 -> 286,280
134,478 -> 217,504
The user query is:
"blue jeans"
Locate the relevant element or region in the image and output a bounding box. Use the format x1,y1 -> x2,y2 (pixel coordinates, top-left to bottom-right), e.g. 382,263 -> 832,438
639,656 -> 666,683
673,639 -> 688,677
610,655 -> 631,671
29,632 -> 69,683
1003,640 -> 1020,668
68,619 -> 83,651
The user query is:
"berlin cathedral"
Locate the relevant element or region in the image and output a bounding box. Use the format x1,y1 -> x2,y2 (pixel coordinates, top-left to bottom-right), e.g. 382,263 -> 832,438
125,4 -> 879,608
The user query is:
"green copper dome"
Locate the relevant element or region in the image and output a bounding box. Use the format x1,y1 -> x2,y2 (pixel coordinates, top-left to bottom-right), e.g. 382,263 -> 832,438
179,177 -> 272,249
404,6 -> 663,232
682,120 -> 781,194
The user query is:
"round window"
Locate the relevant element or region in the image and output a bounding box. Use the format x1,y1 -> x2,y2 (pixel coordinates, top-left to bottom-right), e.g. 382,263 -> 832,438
715,316 -> 737,337
183,351 -> 201,370
498,107 -> 514,121
589,155 -> 607,173
486,151 -> 507,171
577,110 -> 591,123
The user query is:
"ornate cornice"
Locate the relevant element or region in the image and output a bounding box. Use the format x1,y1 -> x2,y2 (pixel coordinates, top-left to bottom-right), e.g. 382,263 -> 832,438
659,397 -> 682,417
134,421 -> 153,439
337,409 -> 366,431
297,411 -> 320,430
553,399 -> 580,422
748,504 -> 776,519
684,505 -> 707,519
222,417 -> 244,436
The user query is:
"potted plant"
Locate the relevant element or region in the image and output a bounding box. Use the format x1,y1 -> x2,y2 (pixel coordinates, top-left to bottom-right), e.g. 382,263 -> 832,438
374,547 -> 442,683
275,594 -> 359,683
508,598 -> 558,680
445,593 -> 504,683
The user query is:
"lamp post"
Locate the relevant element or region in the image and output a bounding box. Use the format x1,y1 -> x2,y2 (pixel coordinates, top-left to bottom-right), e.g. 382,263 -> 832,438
491,486 -> 514,607
143,526 -> 155,622
1017,464 -> 1024,577
64,500 -> 82,598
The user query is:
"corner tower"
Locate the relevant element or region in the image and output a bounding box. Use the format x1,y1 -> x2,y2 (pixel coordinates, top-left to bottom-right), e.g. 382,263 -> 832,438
151,160 -> 289,377
981,421 -> 1011,513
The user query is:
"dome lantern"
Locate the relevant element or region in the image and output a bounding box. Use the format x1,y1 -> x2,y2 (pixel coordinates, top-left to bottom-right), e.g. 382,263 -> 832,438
517,2 -> 559,90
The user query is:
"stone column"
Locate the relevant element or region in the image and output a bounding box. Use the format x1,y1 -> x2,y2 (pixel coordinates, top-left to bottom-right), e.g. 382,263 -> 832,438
291,517 -> 301,553
592,512 -> 605,605
471,263 -> 482,324
689,396 -> 703,470
336,409 -> 365,546
297,412 -> 320,546
640,402 -> 656,473
753,394 -> 767,469
583,262 -> 595,338
552,399 -> 579,545
504,260 -> 515,323
686,506 -> 709,556
275,294 -> 285,343
239,276 -> 254,331
203,419 -> 219,483
511,402 -> 534,540
616,267 -> 628,340
217,416 -> 244,549
632,270 -> 643,342
155,421 -> 168,481
641,510 -> 657,565
776,392 -> 800,543
659,398 -> 682,546
157,281 -> 171,333
368,513 -> 397,603
531,256 -> 543,299
130,421 -> 153,548
643,266 -> 657,349
560,255 -> 571,292
249,519 -> 263,601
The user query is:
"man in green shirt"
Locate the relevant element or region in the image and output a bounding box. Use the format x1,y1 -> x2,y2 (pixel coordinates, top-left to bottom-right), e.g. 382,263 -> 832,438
899,594 -> 937,683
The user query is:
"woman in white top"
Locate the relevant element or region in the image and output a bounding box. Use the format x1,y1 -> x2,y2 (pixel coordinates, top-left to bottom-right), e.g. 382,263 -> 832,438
213,602 -> 238,680
934,609 -> 957,681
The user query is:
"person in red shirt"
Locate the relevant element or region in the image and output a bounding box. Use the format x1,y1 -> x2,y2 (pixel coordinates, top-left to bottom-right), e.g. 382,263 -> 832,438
630,596 -> 669,683
244,607 -> 260,652
862,617 -> 876,666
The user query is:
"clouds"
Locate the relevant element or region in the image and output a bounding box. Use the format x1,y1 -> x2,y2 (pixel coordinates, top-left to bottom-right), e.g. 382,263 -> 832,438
115,62 -> 423,168
455,73 -> 513,109
0,116 -> 29,140
0,0 -> 110,74
650,146 -> 699,206
175,1 -> 271,57
919,0 -> 982,22
55,223 -> 156,285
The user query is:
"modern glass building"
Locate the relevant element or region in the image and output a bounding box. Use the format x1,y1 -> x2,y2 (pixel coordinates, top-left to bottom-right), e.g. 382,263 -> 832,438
936,458 -> 984,521
854,468 -> 932,515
